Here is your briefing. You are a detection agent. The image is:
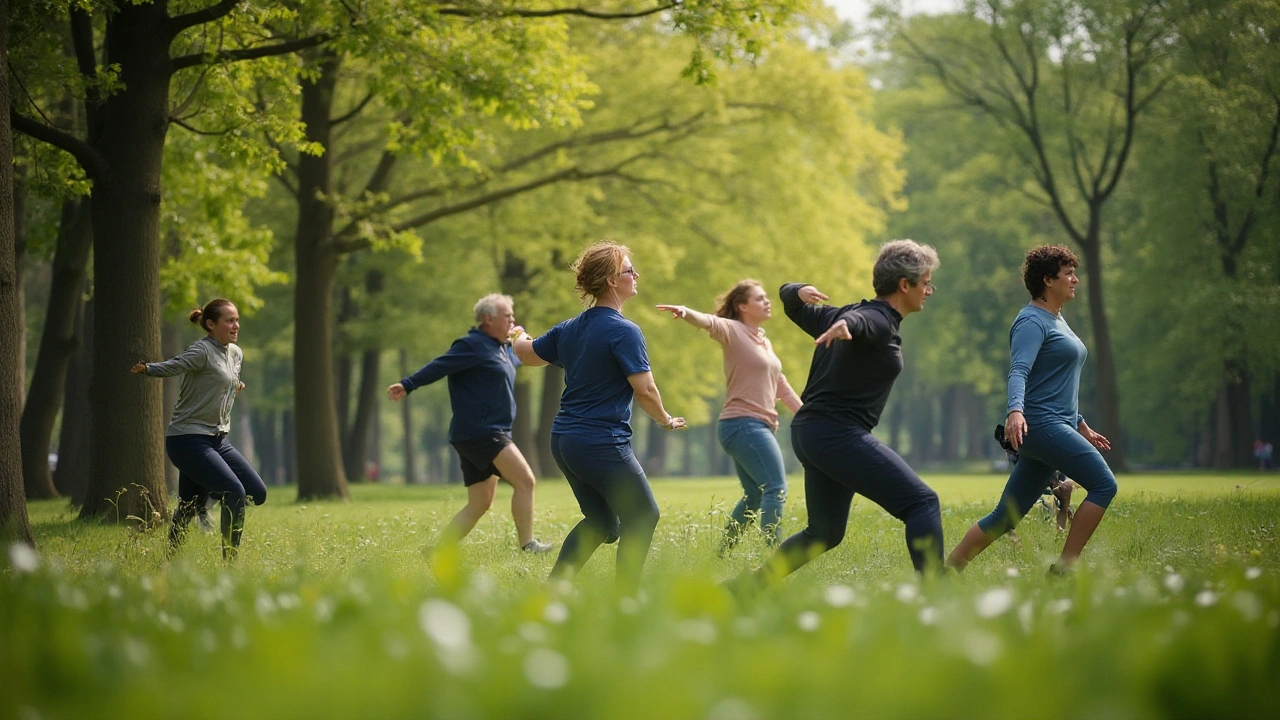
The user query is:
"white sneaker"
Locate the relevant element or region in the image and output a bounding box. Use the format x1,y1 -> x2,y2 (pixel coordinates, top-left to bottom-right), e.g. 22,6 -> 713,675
521,539 -> 555,554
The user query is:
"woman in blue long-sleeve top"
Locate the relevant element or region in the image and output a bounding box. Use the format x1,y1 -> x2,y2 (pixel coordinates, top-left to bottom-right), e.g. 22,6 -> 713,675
947,245 -> 1117,574
732,239 -> 944,589
131,299 -> 266,559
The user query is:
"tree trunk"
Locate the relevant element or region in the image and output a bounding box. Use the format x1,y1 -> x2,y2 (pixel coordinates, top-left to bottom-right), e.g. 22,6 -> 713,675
79,2 -> 172,521
512,373 -> 539,474
13,168 -> 24,408
0,0 -> 34,542
160,317 -> 180,493
536,364 -> 563,478
1223,359 -> 1254,468
293,51 -> 349,501
1079,223 -> 1127,472
399,349 -> 418,484
20,198 -> 91,500
57,298 -> 91,504
343,347 -> 379,482
888,395 -> 904,452
368,389 -> 381,482
231,389 -> 256,468
1260,374 -> 1280,450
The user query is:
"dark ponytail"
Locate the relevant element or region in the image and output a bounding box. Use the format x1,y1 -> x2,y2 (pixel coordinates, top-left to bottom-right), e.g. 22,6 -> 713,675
189,298 -> 235,333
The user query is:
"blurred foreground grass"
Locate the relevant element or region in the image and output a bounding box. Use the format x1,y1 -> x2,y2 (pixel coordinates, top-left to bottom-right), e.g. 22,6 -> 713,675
3,474 -> 1279,719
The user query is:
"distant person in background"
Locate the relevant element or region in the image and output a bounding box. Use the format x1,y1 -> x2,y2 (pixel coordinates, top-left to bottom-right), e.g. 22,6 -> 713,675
730,239 -> 945,591
947,245 -> 1117,575
131,298 -> 266,560
514,240 -> 686,593
388,294 -> 553,554
656,280 -> 802,552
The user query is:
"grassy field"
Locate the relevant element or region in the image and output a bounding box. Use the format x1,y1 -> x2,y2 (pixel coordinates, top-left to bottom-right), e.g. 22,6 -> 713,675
4,473 -> 1279,719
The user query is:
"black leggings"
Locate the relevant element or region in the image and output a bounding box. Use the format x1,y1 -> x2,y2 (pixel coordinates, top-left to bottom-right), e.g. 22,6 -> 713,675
166,433 -> 267,551
765,422 -> 942,577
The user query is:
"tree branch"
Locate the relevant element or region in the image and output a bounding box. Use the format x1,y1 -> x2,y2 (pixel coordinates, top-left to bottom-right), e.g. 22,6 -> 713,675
331,93 -> 376,126
434,2 -> 677,20
167,0 -> 239,39
11,111 -> 107,178
172,34 -> 331,72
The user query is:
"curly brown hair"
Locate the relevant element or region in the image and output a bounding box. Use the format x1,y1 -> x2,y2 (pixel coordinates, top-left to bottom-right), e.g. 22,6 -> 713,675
571,240 -> 630,307
188,298 -> 236,333
1023,245 -> 1079,299
713,280 -> 763,320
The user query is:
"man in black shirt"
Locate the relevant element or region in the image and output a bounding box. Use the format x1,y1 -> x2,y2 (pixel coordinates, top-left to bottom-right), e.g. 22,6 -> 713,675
737,240 -> 944,587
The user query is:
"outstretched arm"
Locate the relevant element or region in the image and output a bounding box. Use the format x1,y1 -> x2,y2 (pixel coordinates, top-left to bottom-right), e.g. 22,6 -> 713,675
655,304 -> 713,330
511,327 -> 549,368
779,283 -> 842,339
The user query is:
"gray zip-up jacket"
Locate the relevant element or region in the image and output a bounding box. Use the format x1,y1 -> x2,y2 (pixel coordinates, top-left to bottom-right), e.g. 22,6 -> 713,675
145,336 -> 243,436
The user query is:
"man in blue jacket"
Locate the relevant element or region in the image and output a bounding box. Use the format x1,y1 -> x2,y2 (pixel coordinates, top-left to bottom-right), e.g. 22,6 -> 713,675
388,294 -> 553,554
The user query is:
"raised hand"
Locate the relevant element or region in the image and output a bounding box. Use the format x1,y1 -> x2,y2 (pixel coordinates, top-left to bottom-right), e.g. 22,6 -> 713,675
798,285 -> 829,304
387,383 -> 407,402
814,320 -> 852,347
655,304 -> 688,319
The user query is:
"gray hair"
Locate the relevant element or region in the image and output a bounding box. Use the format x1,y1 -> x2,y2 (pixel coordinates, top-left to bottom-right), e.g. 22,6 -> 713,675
473,293 -> 514,323
872,239 -> 940,296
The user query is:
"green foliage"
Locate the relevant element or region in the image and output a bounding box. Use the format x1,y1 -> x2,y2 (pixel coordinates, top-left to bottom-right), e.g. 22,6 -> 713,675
3,476 -> 1279,719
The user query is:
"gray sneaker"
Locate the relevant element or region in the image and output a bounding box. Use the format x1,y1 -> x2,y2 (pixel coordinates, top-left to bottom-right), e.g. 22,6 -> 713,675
521,539 -> 555,554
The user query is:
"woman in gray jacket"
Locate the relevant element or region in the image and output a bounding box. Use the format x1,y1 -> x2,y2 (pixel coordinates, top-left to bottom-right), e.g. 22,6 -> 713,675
132,299 -> 266,559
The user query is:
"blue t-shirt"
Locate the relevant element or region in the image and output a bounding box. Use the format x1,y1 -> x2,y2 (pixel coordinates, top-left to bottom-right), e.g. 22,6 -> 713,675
1006,304 -> 1087,428
401,328 -> 520,443
531,306 -> 651,438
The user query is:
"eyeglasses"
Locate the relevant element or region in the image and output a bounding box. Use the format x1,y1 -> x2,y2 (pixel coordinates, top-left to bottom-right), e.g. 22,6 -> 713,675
619,266 -> 639,277
914,280 -> 935,291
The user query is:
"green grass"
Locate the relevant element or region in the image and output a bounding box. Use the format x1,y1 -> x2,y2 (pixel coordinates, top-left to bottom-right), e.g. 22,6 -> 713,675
4,473 -> 1280,719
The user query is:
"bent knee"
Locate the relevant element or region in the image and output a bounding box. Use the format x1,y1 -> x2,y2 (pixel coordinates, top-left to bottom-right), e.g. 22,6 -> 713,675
1084,477 -> 1118,508
251,488 -> 267,506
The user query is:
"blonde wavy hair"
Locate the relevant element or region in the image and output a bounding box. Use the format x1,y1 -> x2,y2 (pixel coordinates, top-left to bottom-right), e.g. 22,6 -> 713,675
571,239 -> 631,307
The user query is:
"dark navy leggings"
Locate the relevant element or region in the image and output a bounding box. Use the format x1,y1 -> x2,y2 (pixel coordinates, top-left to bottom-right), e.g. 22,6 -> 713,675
766,422 -> 943,577
165,433 -> 267,546
548,433 -> 660,592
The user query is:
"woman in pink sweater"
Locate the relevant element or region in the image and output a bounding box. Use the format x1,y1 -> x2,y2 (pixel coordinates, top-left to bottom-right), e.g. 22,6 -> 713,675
658,280 -> 802,551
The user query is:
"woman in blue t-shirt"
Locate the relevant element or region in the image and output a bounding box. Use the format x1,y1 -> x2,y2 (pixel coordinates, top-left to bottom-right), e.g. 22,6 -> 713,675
947,245 -> 1118,574
514,240 -> 685,592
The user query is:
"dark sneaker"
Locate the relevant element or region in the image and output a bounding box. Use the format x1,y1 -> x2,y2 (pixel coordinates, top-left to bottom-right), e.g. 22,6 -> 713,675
196,506 -> 214,532
522,539 -> 555,554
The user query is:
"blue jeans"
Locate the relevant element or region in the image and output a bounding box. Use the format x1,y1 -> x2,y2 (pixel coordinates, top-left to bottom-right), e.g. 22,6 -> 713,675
718,417 -> 788,542
977,420 -> 1118,536
548,433 -> 660,592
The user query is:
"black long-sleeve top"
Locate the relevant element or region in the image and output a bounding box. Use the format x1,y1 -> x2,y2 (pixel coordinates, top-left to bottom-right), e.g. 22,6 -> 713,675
780,283 -> 904,432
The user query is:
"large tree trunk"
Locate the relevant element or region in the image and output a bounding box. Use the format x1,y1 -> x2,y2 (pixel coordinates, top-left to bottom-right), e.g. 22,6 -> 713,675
79,2 -> 172,522
293,51 -> 349,501
939,385 -> 963,463
399,349 -> 418,484
1079,224 -> 1127,472
0,0 -> 33,543
1213,361 -> 1254,470
12,168 -> 24,406
160,317 -> 180,493
536,364 -> 563,478
643,419 -> 667,476
20,198 -> 91,500
57,298 -> 91,503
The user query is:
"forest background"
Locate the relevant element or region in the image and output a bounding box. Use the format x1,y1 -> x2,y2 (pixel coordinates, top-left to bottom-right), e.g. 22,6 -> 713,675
4,0 -> 1280,540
